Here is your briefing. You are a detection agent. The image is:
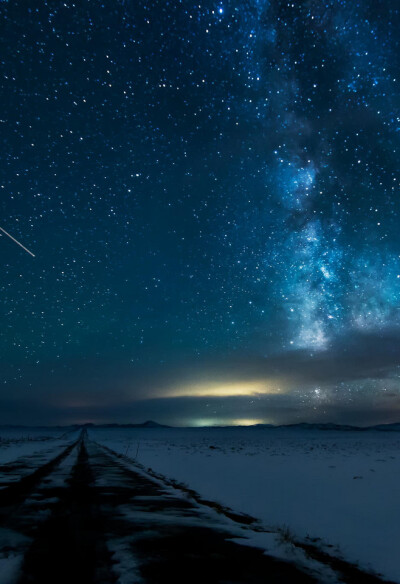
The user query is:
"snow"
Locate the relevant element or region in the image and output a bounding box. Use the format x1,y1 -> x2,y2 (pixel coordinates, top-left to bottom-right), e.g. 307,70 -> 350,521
228,532 -> 339,583
106,538 -> 144,584
101,449 -> 339,583
0,427 -> 78,466
0,430 -> 81,583
0,554 -> 24,584
0,427 -> 80,487
89,426 -> 400,583
0,529 -> 30,584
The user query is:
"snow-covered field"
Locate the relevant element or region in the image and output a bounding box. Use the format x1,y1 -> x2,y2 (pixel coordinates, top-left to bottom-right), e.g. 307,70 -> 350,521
0,427 -> 78,471
89,426 -> 400,583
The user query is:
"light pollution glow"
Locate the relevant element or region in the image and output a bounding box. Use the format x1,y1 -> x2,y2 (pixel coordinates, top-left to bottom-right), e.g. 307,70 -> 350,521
192,418 -> 266,427
158,380 -> 286,398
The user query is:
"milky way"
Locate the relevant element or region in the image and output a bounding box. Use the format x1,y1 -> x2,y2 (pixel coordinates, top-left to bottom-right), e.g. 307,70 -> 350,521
1,1 -> 400,426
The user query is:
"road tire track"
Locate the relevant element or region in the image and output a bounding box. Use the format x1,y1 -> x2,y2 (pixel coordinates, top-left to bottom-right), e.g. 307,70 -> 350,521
0,438 -> 79,508
18,438 -> 116,584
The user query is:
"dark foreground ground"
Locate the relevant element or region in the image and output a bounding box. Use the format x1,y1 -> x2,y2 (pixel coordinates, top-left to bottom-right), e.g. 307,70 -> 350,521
0,431 -> 395,584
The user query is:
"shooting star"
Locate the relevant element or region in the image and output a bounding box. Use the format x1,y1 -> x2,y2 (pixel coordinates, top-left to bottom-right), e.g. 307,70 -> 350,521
0,227 -> 35,257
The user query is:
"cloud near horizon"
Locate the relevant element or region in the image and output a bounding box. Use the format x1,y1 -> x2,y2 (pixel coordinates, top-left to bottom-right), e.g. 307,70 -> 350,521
2,328 -> 400,426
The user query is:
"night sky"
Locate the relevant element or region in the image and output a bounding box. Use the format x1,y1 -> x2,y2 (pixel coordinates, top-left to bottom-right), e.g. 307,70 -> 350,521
1,0 -> 400,427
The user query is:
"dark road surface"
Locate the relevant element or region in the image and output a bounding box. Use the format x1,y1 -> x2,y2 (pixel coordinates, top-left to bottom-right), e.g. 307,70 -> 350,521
0,432 -> 394,584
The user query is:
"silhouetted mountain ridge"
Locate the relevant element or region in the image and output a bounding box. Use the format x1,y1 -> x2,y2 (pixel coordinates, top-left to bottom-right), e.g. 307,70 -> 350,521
96,420 -> 170,429
1,421 -> 400,431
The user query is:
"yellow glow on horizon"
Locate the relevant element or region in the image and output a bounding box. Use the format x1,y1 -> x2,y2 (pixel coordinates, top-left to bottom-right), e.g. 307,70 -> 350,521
191,418 -> 267,427
161,379 -> 285,399
231,418 -> 265,426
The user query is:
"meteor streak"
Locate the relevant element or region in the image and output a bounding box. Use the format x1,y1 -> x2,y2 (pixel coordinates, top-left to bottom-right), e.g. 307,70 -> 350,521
0,227 -> 35,257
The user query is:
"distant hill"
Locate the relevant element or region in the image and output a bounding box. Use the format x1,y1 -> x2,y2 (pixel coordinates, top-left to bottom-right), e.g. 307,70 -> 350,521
369,423 -> 400,432
181,421 -> 400,432
72,421 -> 400,432
1,421 -> 400,432
281,422 -> 361,431
97,420 -> 170,429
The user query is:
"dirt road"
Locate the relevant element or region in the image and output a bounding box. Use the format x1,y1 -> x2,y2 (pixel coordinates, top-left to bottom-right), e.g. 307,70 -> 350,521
0,431 -> 394,583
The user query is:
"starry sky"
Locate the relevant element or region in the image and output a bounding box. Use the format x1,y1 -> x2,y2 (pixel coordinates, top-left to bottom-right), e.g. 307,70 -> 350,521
1,0 -> 400,427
